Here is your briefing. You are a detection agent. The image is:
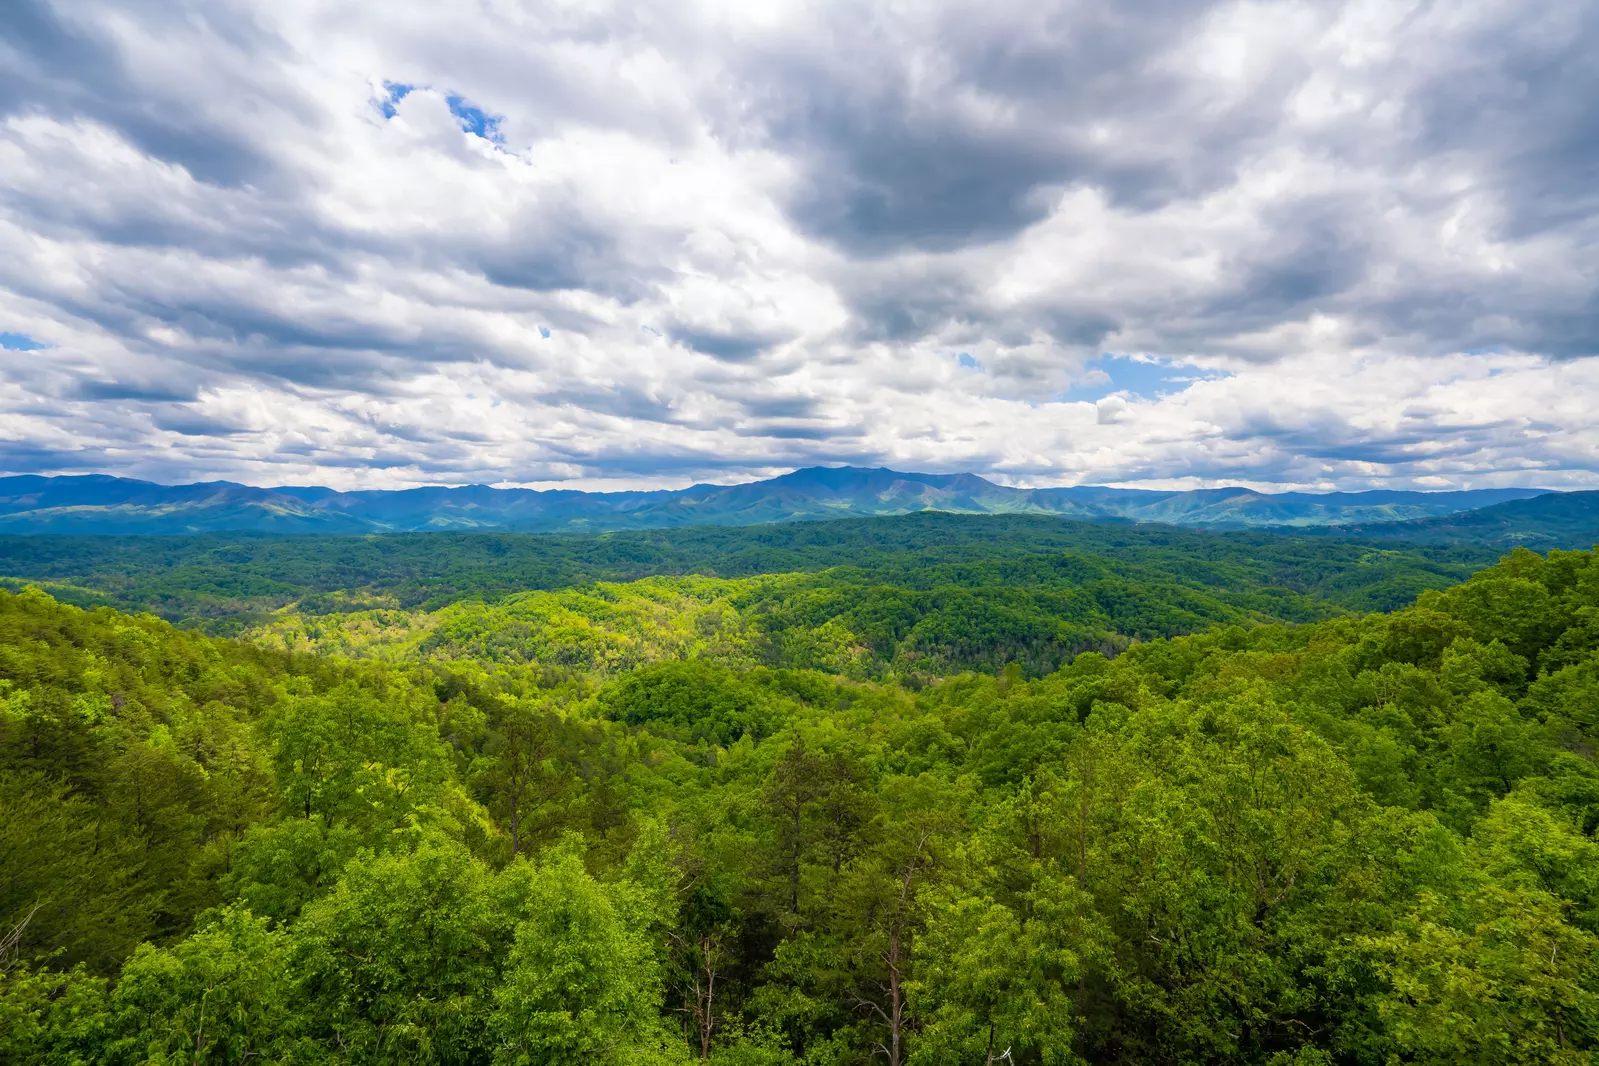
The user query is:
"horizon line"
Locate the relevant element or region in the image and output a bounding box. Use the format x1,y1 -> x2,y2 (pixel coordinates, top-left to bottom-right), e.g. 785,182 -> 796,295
0,465 -> 1568,499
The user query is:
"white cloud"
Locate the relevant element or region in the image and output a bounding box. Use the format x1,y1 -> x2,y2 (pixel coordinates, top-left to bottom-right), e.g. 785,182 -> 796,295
0,0 -> 1595,490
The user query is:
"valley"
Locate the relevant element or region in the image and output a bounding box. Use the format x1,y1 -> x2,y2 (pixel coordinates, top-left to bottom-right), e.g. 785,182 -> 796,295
4,506 -> 1598,1064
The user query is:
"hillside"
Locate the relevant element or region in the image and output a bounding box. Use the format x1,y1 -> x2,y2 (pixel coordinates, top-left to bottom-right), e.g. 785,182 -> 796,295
0,513 -> 1493,631
6,547 -> 1599,1064
1319,488 -> 1599,549
0,475 -> 373,534
0,468 -> 1550,534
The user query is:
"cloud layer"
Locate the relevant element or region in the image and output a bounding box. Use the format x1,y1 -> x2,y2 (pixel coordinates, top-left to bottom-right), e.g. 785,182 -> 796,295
1,0 -> 1596,490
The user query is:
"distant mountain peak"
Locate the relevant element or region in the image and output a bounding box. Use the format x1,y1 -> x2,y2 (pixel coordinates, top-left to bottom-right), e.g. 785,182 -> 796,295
0,469 -> 1559,536
768,465 -> 996,489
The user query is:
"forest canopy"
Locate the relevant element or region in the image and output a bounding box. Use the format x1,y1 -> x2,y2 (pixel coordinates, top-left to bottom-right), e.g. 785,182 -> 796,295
0,513 -> 1491,630
4,531 -> 1599,1065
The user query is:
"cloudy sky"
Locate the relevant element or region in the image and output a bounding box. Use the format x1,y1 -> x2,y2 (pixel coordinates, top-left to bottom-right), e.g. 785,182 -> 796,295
2,0 -> 1597,491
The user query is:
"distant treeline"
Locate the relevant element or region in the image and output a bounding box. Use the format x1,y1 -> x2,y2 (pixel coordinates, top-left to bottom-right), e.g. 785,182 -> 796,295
0,513 -> 1492,632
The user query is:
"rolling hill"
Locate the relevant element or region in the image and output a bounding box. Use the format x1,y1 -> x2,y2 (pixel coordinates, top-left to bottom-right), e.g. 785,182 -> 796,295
1316,489 -> 1599,549
0,467 -> 1553,535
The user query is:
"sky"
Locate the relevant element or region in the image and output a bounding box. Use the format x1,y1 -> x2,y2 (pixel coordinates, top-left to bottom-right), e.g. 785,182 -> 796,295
1,0 -> 1597,493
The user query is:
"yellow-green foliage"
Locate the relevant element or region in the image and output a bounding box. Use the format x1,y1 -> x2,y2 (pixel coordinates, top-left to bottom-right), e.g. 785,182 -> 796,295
250,574 -> 887,678
427,576 -> 758,671
253,576 -> 758,672
13,547 -> 1599,1066
252,607 -> 441,660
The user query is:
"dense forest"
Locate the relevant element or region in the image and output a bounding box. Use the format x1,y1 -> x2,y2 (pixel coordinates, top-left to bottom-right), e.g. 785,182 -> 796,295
4,532 -> 1599,1064
0,514 -> 1490,629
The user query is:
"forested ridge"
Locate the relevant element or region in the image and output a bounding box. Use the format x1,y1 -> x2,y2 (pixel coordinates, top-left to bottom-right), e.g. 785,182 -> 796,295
0,513 -> 1490,631
0,469 -> 1556,537
5,542 -> 1599,1064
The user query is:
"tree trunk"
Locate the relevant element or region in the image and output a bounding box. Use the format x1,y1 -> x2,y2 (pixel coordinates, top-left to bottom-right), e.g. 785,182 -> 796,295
789,804 -> 803,914
887,925 -> 903,1066
1075,746 -> 1095,1058
699,936 -> 717,1060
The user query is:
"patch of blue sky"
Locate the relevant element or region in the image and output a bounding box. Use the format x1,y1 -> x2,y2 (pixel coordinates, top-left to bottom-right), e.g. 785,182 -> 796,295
0,332 -> 46,351
447,95 -> 504,143
376,84 -> 503,144
538,326 -> 551,339
378,81 -> 414,118
1063,354 -> 1229,402
957,352 -> 980,369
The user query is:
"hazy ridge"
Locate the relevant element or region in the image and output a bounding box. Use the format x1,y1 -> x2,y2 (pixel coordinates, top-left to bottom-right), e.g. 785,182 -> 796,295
0,467 -> 1555,535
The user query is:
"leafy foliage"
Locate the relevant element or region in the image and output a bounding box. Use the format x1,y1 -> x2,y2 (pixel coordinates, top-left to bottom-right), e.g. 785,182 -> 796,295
4,543 -> 1599,1064
0,512 -> 1491,628
240,540 -> 1491,682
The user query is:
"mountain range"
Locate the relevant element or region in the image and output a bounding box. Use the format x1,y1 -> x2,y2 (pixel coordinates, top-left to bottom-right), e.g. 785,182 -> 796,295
0,467 -> 1570,538
1306,490 -> 1599,549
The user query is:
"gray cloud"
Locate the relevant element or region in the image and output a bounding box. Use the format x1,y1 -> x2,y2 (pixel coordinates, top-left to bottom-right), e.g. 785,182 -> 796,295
672,328 -> 787,362
148,404 -> 257,437
0,0 -> 1596,490
0,0 -> 300,187
69,378 -> 200,402
0,439 -> 107,472
753,0 -> 1233,251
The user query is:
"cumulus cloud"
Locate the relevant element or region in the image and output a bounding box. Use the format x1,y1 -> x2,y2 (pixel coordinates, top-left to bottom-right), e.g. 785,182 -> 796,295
0,0 -> 1595,490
